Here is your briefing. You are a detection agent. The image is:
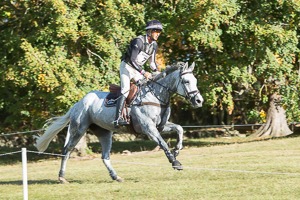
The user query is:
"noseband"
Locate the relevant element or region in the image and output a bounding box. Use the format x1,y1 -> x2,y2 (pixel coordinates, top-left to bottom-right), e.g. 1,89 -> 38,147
179,71 -> 200,101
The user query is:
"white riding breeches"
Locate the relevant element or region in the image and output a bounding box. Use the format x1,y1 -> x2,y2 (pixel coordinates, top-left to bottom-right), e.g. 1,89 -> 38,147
120,61 -> 144,97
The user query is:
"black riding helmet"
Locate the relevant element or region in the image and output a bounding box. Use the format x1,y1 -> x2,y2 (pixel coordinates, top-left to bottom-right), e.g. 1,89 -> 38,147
145,20 -> 163,31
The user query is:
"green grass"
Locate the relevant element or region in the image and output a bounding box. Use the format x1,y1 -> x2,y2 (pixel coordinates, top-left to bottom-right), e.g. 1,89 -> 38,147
1,136 -> 300,199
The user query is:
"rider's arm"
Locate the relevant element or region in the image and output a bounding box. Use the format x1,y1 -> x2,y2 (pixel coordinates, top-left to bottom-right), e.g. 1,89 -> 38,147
129,38 -> 145,75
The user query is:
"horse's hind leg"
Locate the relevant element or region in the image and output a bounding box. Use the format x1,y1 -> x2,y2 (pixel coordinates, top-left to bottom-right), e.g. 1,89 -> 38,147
58,149 -> 71,184
58,120 -> 89,184
89,124 -> 123,182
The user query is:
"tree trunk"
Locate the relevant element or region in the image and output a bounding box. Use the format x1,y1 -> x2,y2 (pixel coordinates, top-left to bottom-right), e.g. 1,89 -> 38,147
252,93 -> 293,138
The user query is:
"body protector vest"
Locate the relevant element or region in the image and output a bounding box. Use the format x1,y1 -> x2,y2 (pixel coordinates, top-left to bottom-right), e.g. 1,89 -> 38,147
122,35 -> 158,73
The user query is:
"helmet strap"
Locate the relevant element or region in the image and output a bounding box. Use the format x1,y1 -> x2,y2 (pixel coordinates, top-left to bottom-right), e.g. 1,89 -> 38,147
147,34 -> 153,43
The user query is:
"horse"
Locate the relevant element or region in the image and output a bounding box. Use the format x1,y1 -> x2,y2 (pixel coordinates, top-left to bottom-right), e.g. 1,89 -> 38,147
35,62 -> 203,183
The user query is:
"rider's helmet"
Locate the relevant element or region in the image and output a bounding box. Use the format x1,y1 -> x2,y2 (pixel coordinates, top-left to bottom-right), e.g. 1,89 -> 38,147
145,20 -> 163,31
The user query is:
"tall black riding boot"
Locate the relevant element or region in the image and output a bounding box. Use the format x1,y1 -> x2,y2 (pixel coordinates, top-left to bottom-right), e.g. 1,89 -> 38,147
114,95 -> 129,128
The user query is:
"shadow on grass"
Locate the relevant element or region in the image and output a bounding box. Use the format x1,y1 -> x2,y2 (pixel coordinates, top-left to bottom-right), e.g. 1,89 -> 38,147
88,139 -> 228,154
0,179 -> 59,185
2,133 -> 299,165
0,178 -> 117,185
0,139 -> 218,165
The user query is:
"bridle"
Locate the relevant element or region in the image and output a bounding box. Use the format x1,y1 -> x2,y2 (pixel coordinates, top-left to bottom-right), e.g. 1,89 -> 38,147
178,71 -> 200,101
148,70 -> 200,105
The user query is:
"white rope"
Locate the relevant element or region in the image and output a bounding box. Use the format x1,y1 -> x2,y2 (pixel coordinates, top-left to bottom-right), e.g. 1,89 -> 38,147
26,150 -> 65,157
112,160 -> 300,176
182,125 -> 259,128
182,122 -> 299,128
0,129 -> 44,137
1,122 -> 298,137
0,151 -> 22,157
0,150 -> 65,157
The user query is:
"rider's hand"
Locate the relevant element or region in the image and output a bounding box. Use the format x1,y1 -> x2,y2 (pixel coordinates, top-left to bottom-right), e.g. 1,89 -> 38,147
144,71 -> 152,80
152,71 -> 160,77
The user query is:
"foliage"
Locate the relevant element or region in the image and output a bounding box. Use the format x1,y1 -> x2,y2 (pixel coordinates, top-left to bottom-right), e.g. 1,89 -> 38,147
1,0 -> 300,132
246,109 -> 266,124
143,0 -> 300,125
0,0 -> 144,130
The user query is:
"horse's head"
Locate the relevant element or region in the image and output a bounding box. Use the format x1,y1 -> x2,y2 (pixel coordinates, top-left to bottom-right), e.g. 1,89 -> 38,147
175,62 -> 204,108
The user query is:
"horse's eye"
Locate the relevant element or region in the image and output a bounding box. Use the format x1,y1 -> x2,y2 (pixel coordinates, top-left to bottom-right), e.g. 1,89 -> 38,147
183,80 -> 190,84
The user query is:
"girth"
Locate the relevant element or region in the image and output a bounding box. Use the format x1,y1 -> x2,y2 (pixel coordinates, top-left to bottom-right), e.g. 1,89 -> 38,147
137,102 -> 169,108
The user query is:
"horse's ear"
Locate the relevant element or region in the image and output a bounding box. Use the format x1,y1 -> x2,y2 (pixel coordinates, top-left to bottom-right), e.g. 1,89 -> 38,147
182,62 -> 188,71
189,62 -> 195,71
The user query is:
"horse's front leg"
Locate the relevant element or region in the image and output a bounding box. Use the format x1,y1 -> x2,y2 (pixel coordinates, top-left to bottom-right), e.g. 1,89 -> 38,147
145,123 -> 183,170
162,121 -> 184,159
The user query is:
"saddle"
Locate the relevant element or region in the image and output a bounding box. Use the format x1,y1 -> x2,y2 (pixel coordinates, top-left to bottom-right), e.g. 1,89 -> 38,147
105,83 -> 138,131
105,83 -> 139,107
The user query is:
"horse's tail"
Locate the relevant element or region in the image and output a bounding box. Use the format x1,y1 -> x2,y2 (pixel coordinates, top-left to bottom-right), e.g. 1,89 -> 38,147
35,108 -> 72,152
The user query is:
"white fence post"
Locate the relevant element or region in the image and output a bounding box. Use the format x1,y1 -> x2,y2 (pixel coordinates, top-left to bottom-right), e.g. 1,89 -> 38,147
22,148 -> 28,200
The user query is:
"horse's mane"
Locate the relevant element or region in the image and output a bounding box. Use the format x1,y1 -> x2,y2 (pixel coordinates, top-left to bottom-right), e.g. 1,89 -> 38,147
153,62 -> 186,81
165,62 -> 186,74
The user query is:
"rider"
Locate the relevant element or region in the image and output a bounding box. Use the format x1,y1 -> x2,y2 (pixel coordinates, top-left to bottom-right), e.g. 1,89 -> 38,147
114,19 -> 163,128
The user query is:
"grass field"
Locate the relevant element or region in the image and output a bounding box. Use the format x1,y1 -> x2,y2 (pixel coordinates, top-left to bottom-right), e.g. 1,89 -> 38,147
1,136 -> 300,200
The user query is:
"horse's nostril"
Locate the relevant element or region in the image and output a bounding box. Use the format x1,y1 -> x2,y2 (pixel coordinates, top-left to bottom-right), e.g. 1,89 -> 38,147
196,99 -> 201,104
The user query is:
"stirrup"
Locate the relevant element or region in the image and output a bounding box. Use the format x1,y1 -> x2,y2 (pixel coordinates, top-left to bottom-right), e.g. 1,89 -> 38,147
114,118 -> 129,128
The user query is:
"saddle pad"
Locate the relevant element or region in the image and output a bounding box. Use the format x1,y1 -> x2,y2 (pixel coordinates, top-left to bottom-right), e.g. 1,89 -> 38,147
104,83 -> 138,107
105,93 -> 119,107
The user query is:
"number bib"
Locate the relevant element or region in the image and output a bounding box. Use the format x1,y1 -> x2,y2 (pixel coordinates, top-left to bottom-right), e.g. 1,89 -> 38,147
135,51 -> 151,66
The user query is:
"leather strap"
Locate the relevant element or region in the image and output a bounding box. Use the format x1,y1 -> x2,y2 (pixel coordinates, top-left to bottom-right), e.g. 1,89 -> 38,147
139,102 -> 169,108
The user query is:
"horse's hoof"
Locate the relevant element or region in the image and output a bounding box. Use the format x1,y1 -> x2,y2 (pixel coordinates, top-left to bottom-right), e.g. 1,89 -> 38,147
58,177 -> 69,184
172,160 -> 183,170
115,176 -> 124,182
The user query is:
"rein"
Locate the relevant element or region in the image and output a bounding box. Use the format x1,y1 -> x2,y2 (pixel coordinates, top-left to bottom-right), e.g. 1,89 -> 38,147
150,71 -> 200,101
134,68 -> 199,108
131,81 -> 170,108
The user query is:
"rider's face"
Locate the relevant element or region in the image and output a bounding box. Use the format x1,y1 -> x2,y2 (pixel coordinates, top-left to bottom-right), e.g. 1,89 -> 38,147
151,29 -> 161,41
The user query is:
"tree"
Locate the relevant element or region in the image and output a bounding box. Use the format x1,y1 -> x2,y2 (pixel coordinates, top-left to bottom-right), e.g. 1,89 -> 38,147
253,93 -> 292,137
145,0 -> 300,137
1,0 -> 300,139
0,0 -> 144,131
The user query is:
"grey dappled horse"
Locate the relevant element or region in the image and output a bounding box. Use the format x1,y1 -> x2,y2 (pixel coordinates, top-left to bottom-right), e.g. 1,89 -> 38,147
35,62 -> 203,183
